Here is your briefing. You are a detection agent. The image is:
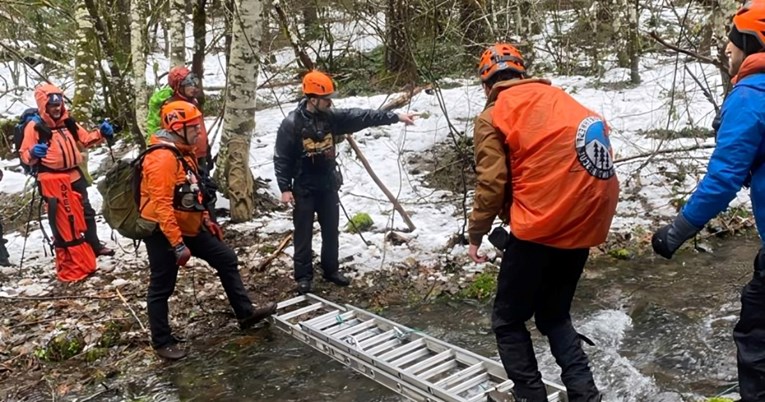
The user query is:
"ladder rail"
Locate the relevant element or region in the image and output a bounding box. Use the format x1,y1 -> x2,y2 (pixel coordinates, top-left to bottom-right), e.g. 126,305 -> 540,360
270,294 -> 568,402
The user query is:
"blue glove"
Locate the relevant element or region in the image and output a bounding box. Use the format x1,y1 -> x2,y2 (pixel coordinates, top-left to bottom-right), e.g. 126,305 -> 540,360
100,121 -> 114,138
31,143 -> 48,159
651,214 -> 701,259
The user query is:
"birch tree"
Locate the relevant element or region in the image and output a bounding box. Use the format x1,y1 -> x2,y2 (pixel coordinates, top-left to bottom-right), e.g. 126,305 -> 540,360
71,0 -> 97,122
217,0 -> 264,222
169,0 -> 187,66
131,0 -> 149,139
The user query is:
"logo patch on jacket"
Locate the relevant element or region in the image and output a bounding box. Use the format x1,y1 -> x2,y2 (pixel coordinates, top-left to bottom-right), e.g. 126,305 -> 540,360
575,116 -> 614,180
302,132 -> 335,159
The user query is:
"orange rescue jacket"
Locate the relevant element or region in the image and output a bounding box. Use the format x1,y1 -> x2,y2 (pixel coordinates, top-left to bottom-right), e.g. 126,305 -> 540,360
491,80 -> 619,249
139,133 -> 207,246
20,84 -> 104,182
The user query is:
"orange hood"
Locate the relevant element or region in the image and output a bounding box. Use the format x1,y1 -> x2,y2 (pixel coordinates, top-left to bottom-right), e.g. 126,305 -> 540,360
34,83 -> 70,127
733,53 -> 765,84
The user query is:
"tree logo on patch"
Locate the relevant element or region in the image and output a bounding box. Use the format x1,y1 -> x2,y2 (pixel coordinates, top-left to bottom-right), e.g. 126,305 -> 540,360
575,116 -> 614,180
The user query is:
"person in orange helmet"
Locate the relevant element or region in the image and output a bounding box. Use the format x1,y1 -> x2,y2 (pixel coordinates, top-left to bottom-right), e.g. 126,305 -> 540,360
652,2 -> 765,399
141,100 -> 276,360
274,70 -> 416,295
467,44 -> 618,402
19,83 -> 116,257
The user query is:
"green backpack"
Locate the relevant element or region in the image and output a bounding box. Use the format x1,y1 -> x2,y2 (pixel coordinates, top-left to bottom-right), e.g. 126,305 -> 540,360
98,144 -> 191,239
145,86 -> 174,139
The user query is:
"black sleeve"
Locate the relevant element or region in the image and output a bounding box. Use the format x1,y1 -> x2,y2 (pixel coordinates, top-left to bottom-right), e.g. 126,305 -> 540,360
328,108 -> 400,135
274,115 -> 298,192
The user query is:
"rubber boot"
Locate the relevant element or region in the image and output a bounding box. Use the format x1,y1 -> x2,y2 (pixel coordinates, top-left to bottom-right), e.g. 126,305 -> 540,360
547,321 -> 601,402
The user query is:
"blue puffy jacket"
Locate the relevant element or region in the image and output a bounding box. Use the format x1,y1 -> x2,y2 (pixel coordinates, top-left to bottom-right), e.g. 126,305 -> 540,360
682,73 -> 765,242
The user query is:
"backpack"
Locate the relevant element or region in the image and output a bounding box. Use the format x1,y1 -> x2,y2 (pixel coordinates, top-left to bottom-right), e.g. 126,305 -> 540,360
98,144 -> 193,239
146,86 -> 174,139
13,108 -> 79,174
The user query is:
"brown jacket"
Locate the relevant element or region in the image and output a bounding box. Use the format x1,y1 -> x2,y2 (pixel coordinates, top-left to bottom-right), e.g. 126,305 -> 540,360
468,78 -> 550,246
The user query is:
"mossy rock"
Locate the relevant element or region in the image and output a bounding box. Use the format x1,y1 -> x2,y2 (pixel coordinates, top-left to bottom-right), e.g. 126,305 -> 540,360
85,347 -> 109,362
35,331 -> 85,362
608,248 -> 634,260
98,320 -> 124,348
346,212 -> 373,233
705,398 -> 735,402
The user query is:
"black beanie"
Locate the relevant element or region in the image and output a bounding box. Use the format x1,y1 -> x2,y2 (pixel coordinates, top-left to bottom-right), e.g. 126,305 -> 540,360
729,25 -> 765,56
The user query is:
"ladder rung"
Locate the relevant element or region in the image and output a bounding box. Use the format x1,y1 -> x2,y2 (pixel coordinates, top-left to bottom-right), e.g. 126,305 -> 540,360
367,337 -> 402,356
301,309 -> 341,327
435,363 -> 484,388
324,319 -> 362,336
275,295 -> 308,310
279,302 -> 324,321
406,350 -> 453,375
312,311 -> 356,331
446,372 -> 489,395
353,328 -> 382,343
358,329 -> 396,349
416,358 -> 457,381
378,338 -> 426,362
388,347 -> 431,368
332,319 -> 378,339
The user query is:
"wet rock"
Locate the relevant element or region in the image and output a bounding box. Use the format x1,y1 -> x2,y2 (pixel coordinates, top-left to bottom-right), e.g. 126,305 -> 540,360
386,231 -> 410,246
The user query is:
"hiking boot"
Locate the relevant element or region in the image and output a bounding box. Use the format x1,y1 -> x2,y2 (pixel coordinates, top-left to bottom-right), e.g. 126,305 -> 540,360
297,280 -> 312,295
95,246 -> 115,257
239,302 -> 277,329
323,272 -> 350,287
155,343 -> 186,360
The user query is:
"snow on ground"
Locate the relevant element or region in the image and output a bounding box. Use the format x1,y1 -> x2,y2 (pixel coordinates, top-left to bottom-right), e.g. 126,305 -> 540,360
0,7 -> 744,296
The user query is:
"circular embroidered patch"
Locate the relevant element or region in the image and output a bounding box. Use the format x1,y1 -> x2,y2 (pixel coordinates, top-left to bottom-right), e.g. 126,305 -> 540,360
575,116 -> 615,180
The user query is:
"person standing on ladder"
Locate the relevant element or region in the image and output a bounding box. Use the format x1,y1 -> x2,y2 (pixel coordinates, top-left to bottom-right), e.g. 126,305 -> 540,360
274,70 -> 416,295
652,3 -> 765,400
19,83 -> 115,258
467,44 -> 619,402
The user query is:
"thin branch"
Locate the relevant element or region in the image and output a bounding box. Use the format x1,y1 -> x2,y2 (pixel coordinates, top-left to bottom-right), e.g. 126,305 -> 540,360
649,31 -> 724,69
614,144 -> 715,164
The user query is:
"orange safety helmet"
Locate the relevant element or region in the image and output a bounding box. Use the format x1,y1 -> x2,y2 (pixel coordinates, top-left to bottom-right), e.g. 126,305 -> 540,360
732,1 -> 765,51
302,70 -> 336,98
160,100 -> 202,133
168,66 -> 192,91
477,43 -> 526,82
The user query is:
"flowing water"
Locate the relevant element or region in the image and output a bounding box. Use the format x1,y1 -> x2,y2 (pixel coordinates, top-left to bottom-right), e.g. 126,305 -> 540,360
101,234 -> 760,402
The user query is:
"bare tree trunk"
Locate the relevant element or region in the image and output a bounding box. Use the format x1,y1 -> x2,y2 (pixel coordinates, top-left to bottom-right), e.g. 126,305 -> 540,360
628,0 -> 640,84
132,0 -> 149,141
385,0 -> 417,83
71,0 -> 97,122
192,0 -> 207,108
302,0 -> 319,41
217,0 -> 264,222
170,0 -> 187,66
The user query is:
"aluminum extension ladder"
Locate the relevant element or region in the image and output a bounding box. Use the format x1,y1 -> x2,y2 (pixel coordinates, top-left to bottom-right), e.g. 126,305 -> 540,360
271,294 -> 568,402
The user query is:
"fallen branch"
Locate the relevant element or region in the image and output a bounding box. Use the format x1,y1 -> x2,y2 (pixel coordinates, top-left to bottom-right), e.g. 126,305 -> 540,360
256,232 -> 293,272
116,288 -> 146,333
648,32 -> 724,70
347,136 -> 417,232
614,144 -> 715,164
0,294 -> 121,301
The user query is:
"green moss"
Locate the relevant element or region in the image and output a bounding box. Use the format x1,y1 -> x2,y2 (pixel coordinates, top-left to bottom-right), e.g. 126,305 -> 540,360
608,248 -> 634,260
85,347 -> 108,362
98,321 -> 123,348
346,212 -> 374,233
36,332 -> 85,362
458,271 -> 497,301
705,398 -> 735,402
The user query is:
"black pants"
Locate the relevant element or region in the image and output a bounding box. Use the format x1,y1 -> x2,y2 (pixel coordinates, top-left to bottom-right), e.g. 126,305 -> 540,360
735,248 -> 765,401
492,233 -> 599,402
292,189 -> 339,283
71,177 -> 102,252
144,230 -> 254,348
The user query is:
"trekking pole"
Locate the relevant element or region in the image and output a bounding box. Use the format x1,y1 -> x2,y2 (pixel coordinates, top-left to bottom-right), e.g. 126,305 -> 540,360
338,198 -> 369,246
19,190 -> 37,271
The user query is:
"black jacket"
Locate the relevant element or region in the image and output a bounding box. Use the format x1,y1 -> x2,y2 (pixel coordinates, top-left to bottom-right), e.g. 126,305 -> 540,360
274,99 -> 399,193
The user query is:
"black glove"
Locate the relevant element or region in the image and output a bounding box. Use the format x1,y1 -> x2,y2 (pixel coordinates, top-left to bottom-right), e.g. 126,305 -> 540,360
652,214 -> 700,259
